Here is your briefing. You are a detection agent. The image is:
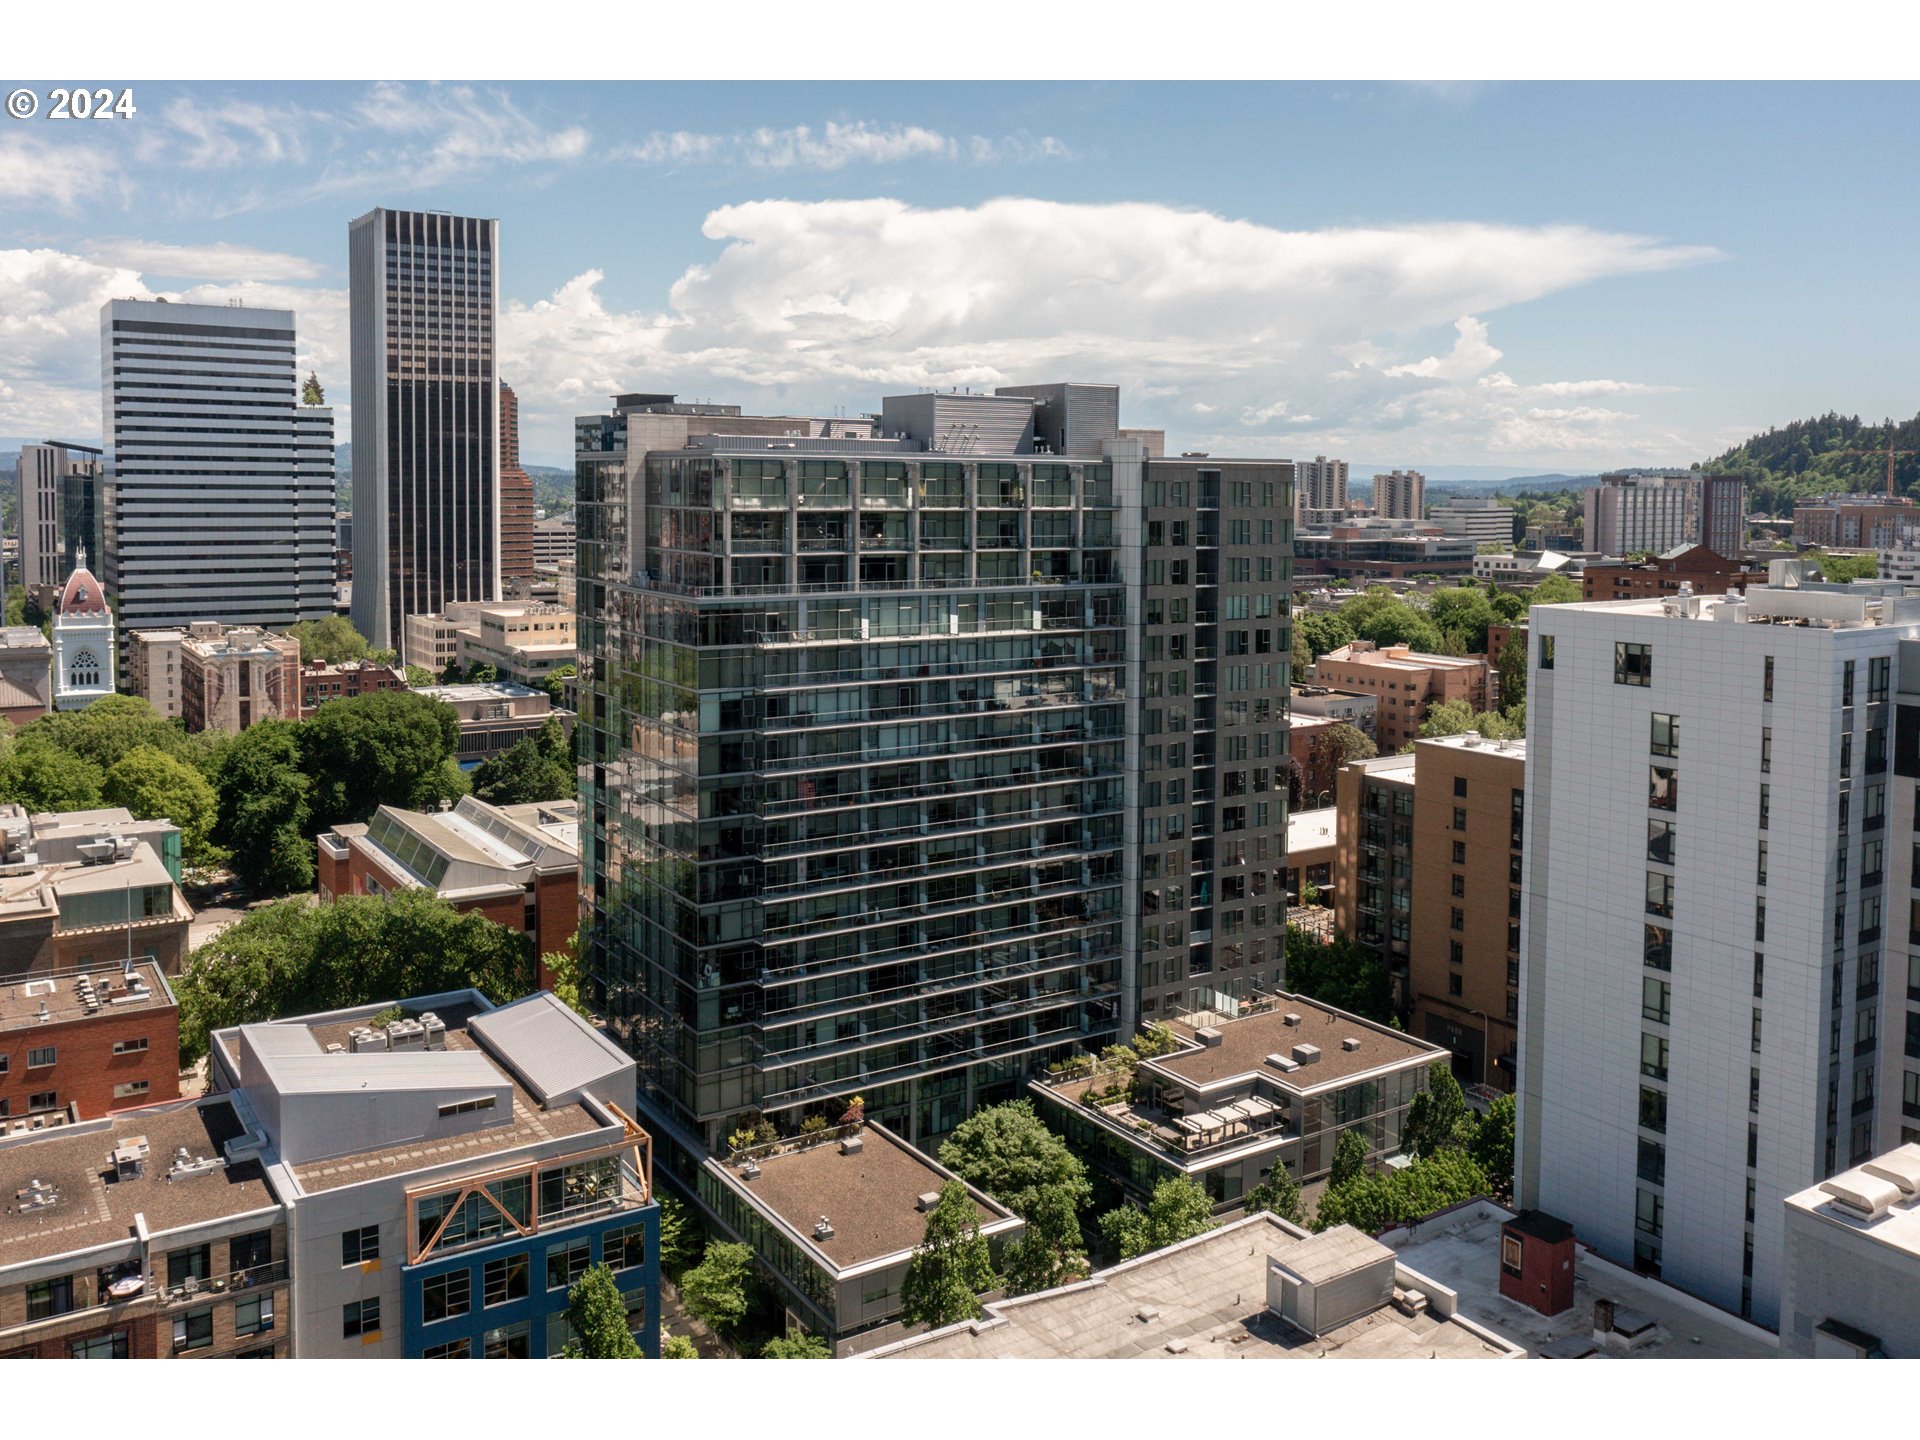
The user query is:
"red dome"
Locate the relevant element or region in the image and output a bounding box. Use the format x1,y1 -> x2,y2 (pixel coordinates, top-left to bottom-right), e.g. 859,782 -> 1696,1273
59,566 -> 108,617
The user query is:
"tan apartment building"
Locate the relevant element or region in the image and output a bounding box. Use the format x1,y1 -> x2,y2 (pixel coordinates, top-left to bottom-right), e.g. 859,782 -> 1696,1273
132,623 -> 302,734
128,629 -> 186,720
0,626 -> 53,726
402,602 -> 488,677
1406,733 -> 1525,1093
1311,640 -> 1489,751
454,602 -> 576,686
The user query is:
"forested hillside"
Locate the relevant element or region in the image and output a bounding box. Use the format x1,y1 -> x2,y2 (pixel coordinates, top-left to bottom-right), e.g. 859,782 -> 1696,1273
1705,411 -> 1920,516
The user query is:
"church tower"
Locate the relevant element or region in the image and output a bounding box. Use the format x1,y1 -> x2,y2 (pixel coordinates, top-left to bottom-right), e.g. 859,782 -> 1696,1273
52,548 -> 115,711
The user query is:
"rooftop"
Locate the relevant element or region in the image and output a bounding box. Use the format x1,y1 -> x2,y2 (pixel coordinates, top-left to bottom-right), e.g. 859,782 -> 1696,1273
1416,732 -> 1527,761
0,960 -> 173,1033
1286,806 -> 1337,859
866,1212 -> 1521,1359
1784,1143 -> 1920,1261
711,1122 -> 1017,1273
0,1098 -> 278,1268
1318,642 -> 1485,673
1148,994 -> 1443,1094
411,681 -> 545,703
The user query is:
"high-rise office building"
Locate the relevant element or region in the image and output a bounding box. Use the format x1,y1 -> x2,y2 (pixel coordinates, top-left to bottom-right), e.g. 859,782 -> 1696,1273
500,380 -> 535,584
17,441 -> 104,595
575,386 -> 1292,1167
99,300 -> 335,634
1582,472 -> 1693,556
1373,469 -> 1425,521
349,208 -> 500,659
1520,572 -> 1919,1327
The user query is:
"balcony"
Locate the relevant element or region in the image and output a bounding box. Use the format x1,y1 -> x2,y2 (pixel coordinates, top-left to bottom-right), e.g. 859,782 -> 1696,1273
162,1260 -> 289,1307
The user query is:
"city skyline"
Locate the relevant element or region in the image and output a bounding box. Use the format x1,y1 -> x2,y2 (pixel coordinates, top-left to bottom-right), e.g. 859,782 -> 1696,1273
5,81 -> 1920,471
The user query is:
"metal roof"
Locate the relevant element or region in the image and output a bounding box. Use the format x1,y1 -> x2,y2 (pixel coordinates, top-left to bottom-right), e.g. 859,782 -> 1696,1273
467,992 -> 630,1106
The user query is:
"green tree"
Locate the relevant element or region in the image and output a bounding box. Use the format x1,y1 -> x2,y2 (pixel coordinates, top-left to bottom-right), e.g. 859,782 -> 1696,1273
543,662 -> 576,709
404,664 -> 437,688
1527,573 -> 1582,607
1242,1164 -> 1302,1226
1097,1174 -> 1215,1261
1811,550 -> 1878,583
543,945 -> 590,1018
440,661 -> 466,685
759,1328 -> 831,1358
679,1240 -> 756,1335
286,616 -> 370,666
1295,611 -> 1355,664
0,741 -> 104,812
937,1099 -> 1092,1219
1342,592 -> 1444,653
1283,926 -> 1394,1024
102,744 -> 220,867
213,721 -> 313,895
24,694 -> 186,775
1496,631 -> 1528,714
1001,1183 -> 1091,1296
1470,1093 -> 1516,1201
472,735 -> 571,806
1402,1063 -> 1475,1159
467,662 -> 500,684
900,1181 -> 997,1329
655,1192 -> 701,1279
1330,1127 -> 1369,1189
1426,586 -> 1497,654
173,888 -> 535,1061
661,1331 -> 699,1359
301,370 -> 326,406
299,690 -> 465,831
1314,1149 -> 1490,1234
559,1262 -> 643,1358
1326,722 -> 1377,768
1418,699 -> 1476,738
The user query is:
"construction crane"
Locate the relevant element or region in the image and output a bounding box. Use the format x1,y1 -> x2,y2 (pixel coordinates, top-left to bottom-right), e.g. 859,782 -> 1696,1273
1825,441 -> 1916,499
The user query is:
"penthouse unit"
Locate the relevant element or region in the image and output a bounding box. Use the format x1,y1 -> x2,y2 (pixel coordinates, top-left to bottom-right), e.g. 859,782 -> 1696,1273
1521,570 -> 1920,1328
455,602 -> 576,685
0,626 -> 54,725
1311,641 -> 1489,752
209,990 -> 658,1359
1780,1143 -> 1920,1357
318,795 -> 579,979
0,1096 -> 291,1358
1031,994 -> 1443,1209
299,657 -> 407,717
701,1119 -> 1021,1351
7,805 -> 186,882
410,680 -> 570,766
866,1210 -> 1524,1359
1580,544 -> 1770,603
100,298 -> 336,634
1792,493 -> 1920,550
0,825 -> 192,980
0,960 -> 178,1124
576,384 -> 1294,1167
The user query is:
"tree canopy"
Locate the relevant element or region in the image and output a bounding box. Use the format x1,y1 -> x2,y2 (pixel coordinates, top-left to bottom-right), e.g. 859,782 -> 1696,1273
759,1328 -> 831,1358
472,733 -> 571,806
1329,1127 -> 1370,1189
900,1180 -> 997,1329
937,1099 -> 1092,1218
1283,926 -> 1394,1024
559,1262 -> 643,1358
1242,1164 -> 1302,1226
1097,1174 -> 1215,1261
212,721 -> 315,895
285,616 -> 371,666
301,689 -> 467,832
679,1240 -> 756,1335
173,888 -> 536,1061
1314,1148 -> 1491,1234
103,744 -> 220,867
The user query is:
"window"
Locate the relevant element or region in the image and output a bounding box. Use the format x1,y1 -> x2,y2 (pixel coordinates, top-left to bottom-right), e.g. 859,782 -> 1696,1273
1757,839 -> 1768,887
28,1091 -> 56,1113
1637,1139 -> 1666,1186
1871,654 -> 1891,703
1760,727 -> 1772,774
423,1338 -> 472,1359
1647,819 -> 1675,865
1763,655 -> 1774,703
173,1307 -> 214,1353
341,1225 -> 380,1266
112,1080 -> 149,1100
484,1253 -> 529,1307
1650,713 -> 1678,757
604,1222 -> 648,1272
1448,974 -> 1463,997
111,1038 -> 148,1056
168,1244 -> 210,1289
229,1230 -> 271,1273
1758,783 -> 1769,831
1453,776 -> 1468,798
1640,1033 -> 1669,1081
1904,1071 -> 1920,1119
1615,642 -> 1652,687
1636,1188 -> 1663,1237
27,1046 -> 55,1068
69,1330 -> 129,1359
26,1275 -> 74,1320
547,1238 -> 591,1291
1642,977 -> 1672,1025
234,1295 -> 274,1337
1645,871 -> 1673,919
1450,907 -> 1465,932
343,1298 -> 380,1339
1649,766 -> 1677,812
1452,841 -> 1466,865
1539,635 -> 1555,670
1644,925 -> 1672,972
1844,659 -> 1857,707
1453,807 -> 1467,832
485,1321 -> 533,1358
437,1096 -> 497,1118
423,1270 -> 471,1324
1639,1086 -> 1667,1133
1450,874 -> 1465,898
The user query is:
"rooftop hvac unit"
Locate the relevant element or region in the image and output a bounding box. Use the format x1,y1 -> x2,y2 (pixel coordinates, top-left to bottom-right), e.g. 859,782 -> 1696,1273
420,1013 -> 447,1050
839,1135 -> 864,1156
1265,1053 -> 1300,1073
1194,1027 -> 1223,1048
1284,1012 -> 1303,1027
916,1191 -> 943,1212
1291,1043 -> 1321,1066
814,1216 -> 835,1240
111,1137 -> 149,1180
348,1027 -> 387,1053
1342,1037 -> 1362,1052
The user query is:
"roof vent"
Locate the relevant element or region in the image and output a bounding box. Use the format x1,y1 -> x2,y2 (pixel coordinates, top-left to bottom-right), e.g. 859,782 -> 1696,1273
1821,1170 -> 1901,1223
1194,1027 -> 1223,1047
16,1178 -> 58,1211
1861,1143 -> 1920,1198
814,1216 -> 835,1240
1265,1052 -> 1300,1073
1284,1012 -> 1303,1027
1135,1305 -> 1160,1322
1342,1037 -> 1362,1052
839,1135 -> 864,1156
1292,1043 -> 1321,1066
916,1190 -> 943,1212
740,1160 -> 761,1181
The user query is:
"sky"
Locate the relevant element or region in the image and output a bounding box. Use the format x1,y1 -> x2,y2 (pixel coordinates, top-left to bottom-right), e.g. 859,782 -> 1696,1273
2,79 -> 1917,469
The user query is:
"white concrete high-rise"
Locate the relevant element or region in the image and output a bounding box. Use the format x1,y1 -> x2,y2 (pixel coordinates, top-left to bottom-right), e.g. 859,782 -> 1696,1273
1520,572 -> 1918,1328
349,208 -> 501,660
1373,469 -> 1425,520
1583,472 -> 1694,557
100,299 -> 336,634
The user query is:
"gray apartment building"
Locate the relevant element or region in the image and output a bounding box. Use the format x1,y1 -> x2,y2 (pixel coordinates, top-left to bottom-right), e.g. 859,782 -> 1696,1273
349,208 -> 501,659
574,384 -> 1294,1188
99,300 -> 336,634
16,440 -> 104,598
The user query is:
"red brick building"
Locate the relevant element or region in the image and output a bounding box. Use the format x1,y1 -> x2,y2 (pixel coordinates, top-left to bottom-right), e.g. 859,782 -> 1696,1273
299,658 -> 407,717
1310,641 -> 1490,752
317,796 -> 579,985
500,380 -> 536,585
1287,714 -> 1344,808
1579,544 -> 1770,603
0,961 -> 181,1124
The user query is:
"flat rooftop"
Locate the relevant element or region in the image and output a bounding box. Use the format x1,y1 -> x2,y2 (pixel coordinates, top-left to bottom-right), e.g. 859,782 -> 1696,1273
1320,645 -> 1484,673
1546,580 -> 1920,632
1417,732 -> 1527,760
715,1124 -> 1012,1272
868,1212 -> 1518,1359
1150,996 -> 1442,1092
1387,1203 -> 1778,1359
412,682 -> 545,703
0,1098 -> 278,1267
0,960 -> 172,1032
1785,1145 -> 1920,1261
1285,806 -> 1336,859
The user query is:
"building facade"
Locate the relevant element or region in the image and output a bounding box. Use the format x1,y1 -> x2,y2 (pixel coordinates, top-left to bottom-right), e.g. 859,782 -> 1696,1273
1582,472 -> 1694,557
1579,544 -> 1770,603
454,602 -> 576,686
0,960 -> 180,1122
1429,497 -> 1516,548
99,299 -> 335,634
1696,474 -> 1749,559
533,517 -> 576,573
299,658 -> 407,717
349,209 -> 502,657
500,380 -> 535,584
1791,494 -> 1920,549
1372,469 -> 1425,521
409,681 -> 568,766
167,623 -> 304,734
1310,641 -> 1489,752
51,560 -> 114,711
17,441 -> 104,593
0,626 -> 54,725
1520,575 -> 1918,1328
1296,456 -> 1349,517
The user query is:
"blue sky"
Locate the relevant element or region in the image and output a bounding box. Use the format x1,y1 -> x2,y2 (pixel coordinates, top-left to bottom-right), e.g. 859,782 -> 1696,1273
2,79 -> 1916,468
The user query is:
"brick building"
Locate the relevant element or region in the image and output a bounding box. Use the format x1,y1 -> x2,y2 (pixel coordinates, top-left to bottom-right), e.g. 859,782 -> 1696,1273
1311,641 -> 1489,751
499,380 -> 536,585
1791,494 -> 1920,549
407,681 -> 572,766
299,658 -> 407,717
1287,714 -> 1344,808
317,796 -> 579,983
1579,544 -> 1770,603
0,961 -> 180,1124
133,623 -> 304,735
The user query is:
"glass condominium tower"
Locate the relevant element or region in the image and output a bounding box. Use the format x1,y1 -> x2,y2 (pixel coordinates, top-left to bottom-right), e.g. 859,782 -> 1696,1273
576,385 -> 1294,1165
349,208 -> 501,659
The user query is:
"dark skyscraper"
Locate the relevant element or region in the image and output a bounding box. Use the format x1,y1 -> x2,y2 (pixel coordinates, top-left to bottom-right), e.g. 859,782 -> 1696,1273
499,379 -> 535,585
349,208 -> 500,658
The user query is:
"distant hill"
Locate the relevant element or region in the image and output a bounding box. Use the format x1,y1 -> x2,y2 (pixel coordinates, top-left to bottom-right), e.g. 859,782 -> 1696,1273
1702,411 -> 1920,516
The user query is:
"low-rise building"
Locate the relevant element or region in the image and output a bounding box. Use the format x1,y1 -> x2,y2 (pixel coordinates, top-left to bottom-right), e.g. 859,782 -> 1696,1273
1471,549 -> 1591,584
404,602 -> 490,677
0,1095 -> 292,1358
1031,994 -> 1445,1210
1284,806 -> 1336,907
1578,544 -> 1770,603
8,804 -> 186,882
299,658 -> 407,717
1287,714 -> 1345,807
1792,493 -> 1920,549
410,682 -> 572,767
1293,519 -> 1474,582
454,603 -> 576,686
0,626 -> 53,725
0,960 -> 179,1124
1291,684 -> 1376,739
1780,1144 -> 1920,1357
700,1119 -> 1021,1352
866,1210 -> 1525,1359
317,796 -> 579,982
208,989 -> 659,1359
0,823 -> 193,980
1311,641 -> 1489,751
